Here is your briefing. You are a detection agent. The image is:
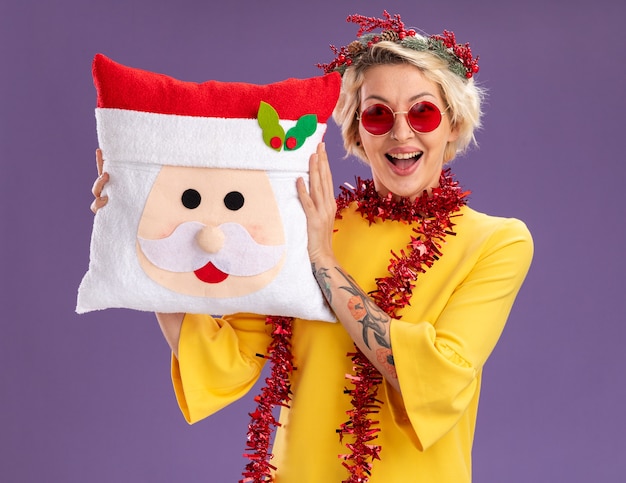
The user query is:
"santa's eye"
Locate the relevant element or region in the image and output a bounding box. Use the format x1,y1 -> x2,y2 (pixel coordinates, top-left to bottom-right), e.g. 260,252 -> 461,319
224,191 -> 245,211
181,189 -> 201,209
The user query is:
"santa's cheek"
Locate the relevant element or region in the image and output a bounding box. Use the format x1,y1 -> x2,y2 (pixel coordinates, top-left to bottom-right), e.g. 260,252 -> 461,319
241,221 -> 285,246
137,208 -> 186,240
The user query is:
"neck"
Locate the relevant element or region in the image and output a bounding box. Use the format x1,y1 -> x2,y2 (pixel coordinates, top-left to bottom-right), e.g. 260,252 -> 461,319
375,185 -> 438,203
336,169 -> 469,223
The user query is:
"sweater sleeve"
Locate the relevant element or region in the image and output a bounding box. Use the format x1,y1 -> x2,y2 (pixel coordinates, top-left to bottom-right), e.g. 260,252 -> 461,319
389,217 -> 533,450
171,312 -> 272,424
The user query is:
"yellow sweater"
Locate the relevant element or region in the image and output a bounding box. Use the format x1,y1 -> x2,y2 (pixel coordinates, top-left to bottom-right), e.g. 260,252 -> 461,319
172,204 -> 533,482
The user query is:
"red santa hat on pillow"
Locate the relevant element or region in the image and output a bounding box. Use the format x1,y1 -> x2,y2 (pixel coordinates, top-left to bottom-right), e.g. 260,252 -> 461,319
92,53 -> 341,171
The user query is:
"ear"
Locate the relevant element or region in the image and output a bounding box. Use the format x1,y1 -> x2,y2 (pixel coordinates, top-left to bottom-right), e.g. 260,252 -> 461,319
447,122 -> 460,143
354,137 -> 371,165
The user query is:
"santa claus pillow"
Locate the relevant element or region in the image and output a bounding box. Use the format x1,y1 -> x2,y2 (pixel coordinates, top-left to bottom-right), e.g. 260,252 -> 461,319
77,54 -> 340,322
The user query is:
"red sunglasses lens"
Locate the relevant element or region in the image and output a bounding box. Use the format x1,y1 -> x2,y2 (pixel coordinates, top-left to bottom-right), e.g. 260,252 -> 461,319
407,102 -> 442,133
360,102 -> 443,135
360,104 -> 395,135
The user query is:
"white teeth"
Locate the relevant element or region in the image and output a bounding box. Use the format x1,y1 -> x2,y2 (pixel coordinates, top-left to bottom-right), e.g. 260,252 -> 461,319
389,151 -> 421,160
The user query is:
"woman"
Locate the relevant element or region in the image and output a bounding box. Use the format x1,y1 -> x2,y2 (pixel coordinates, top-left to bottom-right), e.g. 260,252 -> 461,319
91,12 -> 532,483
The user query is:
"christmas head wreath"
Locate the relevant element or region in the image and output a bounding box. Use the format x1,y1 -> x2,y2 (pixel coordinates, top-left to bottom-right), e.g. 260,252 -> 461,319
318,10 -> 480,79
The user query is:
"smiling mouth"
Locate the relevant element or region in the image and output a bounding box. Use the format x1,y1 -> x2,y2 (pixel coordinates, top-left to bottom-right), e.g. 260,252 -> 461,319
386,151 -> 423,170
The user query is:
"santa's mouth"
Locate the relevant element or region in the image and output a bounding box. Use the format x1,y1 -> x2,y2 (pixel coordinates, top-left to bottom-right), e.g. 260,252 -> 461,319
194,262 -> 229,284
386,151 -> 423,171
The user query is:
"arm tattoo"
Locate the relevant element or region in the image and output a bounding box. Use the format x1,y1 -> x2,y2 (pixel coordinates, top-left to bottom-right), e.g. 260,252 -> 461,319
377,348 -> 397,376
312,263 -> 332,304
336,267 -> 390,350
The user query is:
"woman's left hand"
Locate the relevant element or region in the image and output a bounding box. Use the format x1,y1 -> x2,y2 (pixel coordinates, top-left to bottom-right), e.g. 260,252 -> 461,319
297,144 -> 399,390
296,142 -> 337,264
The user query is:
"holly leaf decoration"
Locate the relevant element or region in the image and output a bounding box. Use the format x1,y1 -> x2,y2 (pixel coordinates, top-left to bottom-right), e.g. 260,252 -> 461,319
284,114 -> 318,151
258,101 -> 285,151
257,102 -> 319,152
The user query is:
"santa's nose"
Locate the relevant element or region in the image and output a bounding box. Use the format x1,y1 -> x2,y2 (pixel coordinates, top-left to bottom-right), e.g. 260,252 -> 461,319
196,225 -> 225,253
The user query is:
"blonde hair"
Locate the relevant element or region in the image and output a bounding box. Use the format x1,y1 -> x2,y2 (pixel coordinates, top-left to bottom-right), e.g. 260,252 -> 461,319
333,40 -> 485,164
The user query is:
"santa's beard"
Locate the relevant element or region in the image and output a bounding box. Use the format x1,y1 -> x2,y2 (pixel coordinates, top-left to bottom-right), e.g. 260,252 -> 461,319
137,221 -> 285,277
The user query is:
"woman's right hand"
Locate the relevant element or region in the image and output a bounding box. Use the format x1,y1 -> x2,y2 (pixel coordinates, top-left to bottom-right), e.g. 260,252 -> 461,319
88,149 -> 185,355
90,148 -> 109,214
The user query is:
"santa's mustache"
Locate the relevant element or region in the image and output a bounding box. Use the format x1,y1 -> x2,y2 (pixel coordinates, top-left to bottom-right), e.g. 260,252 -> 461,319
137,221 -> 285,276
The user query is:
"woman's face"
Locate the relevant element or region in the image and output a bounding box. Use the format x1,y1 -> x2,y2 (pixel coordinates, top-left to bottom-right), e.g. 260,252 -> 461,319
358,63 -> 458,200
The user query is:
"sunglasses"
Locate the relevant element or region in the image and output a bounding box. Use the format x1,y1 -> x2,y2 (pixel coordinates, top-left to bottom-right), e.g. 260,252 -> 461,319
358,101 -> 446,136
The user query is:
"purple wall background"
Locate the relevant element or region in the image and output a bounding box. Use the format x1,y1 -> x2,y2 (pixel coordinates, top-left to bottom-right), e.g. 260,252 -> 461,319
2,0 -> 624,481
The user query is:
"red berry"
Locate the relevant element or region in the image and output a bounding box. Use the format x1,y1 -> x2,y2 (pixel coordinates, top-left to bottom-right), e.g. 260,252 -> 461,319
270,137 -> 282,149
285,137 -> 297,150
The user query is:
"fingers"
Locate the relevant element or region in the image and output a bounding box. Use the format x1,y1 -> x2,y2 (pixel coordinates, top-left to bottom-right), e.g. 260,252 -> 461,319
312,143 -> 336,217
90,195 -> 108,214
299,142 -> 336,213
91,148 -> 109,214
308,143 -> 332,195
95,148 -> 104,176
296,176 -> 314,215
307,151 -> 323,204
297,143 -> 338,261
91,170 -> 109,197
315,143 -> 335,205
